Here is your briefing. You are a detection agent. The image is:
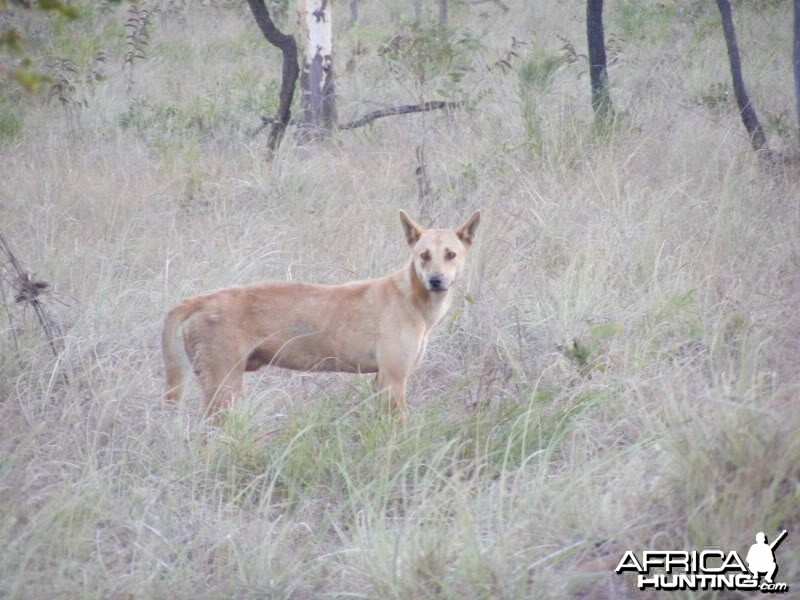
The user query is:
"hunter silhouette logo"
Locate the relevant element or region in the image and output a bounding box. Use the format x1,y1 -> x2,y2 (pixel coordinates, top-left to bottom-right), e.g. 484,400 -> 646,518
746,531 -> 786,584
615,530 -> 789,593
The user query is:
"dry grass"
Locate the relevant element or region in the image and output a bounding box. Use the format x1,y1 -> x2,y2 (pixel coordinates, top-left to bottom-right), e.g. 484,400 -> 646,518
1,1 -> 798,598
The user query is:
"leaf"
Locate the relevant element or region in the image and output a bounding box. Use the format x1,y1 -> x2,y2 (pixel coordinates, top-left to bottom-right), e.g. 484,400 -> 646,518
0,28 -> 23,53
11,69 -> 51,93
38,0 -> 81,19
590,322 -> 623,342
569,338 -> 592,367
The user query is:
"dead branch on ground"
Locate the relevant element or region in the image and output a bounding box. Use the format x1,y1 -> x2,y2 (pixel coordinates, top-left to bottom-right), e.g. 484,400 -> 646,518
339,101 -> 460,130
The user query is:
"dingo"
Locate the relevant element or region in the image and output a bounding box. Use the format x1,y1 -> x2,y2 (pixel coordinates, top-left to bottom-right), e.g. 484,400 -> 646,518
161,210 -> 480,422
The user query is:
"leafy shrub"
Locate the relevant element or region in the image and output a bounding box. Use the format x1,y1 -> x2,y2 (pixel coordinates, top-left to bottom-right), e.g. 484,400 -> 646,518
379,22 -> 483,99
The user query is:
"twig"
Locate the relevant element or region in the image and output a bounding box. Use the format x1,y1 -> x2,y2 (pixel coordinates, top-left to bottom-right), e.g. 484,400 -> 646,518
124,4 -> 150,93
0,231 -> 62,359
250,115 -> 278,139
0,268 -> 17,351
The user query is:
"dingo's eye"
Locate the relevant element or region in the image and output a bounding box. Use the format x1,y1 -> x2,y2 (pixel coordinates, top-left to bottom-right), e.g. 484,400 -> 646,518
420,251 -> 431,261
446,251 -> 456,260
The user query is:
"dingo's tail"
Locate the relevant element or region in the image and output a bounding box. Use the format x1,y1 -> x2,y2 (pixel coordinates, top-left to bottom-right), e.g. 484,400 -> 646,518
161,298 -> 201,402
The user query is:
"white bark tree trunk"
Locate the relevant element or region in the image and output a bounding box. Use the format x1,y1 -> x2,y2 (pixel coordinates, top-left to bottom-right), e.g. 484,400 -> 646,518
794,0 -> 800,146
299,0 -> 336,133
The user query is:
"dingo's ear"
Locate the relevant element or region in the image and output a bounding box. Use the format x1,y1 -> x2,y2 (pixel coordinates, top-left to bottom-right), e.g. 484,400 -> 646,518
399,210 -> 425,247
456,210 -> 481,247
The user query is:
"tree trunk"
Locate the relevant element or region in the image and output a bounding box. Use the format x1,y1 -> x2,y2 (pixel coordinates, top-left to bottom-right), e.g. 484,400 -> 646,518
439,0 -> 448,26
245,0 -> 299,154
413,0 -> 422,23
586,0 -> 614,121
716,0 -> 769,153
299,0 -> 337,135
794,0 -> 800,146
349,0 -> 359,28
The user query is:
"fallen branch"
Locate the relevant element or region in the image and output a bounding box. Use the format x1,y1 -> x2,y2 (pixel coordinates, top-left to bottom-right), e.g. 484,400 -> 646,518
472,0 -> 510,12
338,101 -> 461,130
252,101 -> 463,139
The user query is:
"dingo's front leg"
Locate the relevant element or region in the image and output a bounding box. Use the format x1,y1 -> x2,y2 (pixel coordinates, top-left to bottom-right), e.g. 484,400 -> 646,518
376,331 -> 421,423
376,371 -> 408,423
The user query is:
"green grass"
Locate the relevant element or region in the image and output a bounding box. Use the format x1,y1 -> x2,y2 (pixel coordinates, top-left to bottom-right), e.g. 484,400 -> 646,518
0,98 -> 23,140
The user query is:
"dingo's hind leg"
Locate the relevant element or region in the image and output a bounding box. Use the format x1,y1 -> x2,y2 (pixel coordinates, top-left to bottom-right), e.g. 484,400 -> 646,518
198,361 -> 245,420
184,324 -> 246,421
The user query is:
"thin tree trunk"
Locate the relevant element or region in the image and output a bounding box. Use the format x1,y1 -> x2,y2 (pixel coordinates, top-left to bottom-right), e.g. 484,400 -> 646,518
349,0 -> 359,28
586,0 -> 614,121
794,0 -> 800,146
415,144 -> 434,210
299,0 -> 337,135
413,0 -> 422,23
245,0 -> 299,154
716,0 -> 769,153
439,0 -> 448,26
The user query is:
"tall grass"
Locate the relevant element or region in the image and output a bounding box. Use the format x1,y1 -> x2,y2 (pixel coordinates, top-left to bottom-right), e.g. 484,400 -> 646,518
1,1 -> 798,598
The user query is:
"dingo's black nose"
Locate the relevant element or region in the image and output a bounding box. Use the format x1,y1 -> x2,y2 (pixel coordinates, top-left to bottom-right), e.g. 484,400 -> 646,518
429,275 -> 444,291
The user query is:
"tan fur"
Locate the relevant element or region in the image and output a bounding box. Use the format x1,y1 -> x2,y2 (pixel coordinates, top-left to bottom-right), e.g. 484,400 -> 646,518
161,210 -> 480,422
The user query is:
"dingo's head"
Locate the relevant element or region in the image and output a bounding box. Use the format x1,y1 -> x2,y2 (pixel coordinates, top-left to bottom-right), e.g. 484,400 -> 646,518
400,210 -> 481,295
